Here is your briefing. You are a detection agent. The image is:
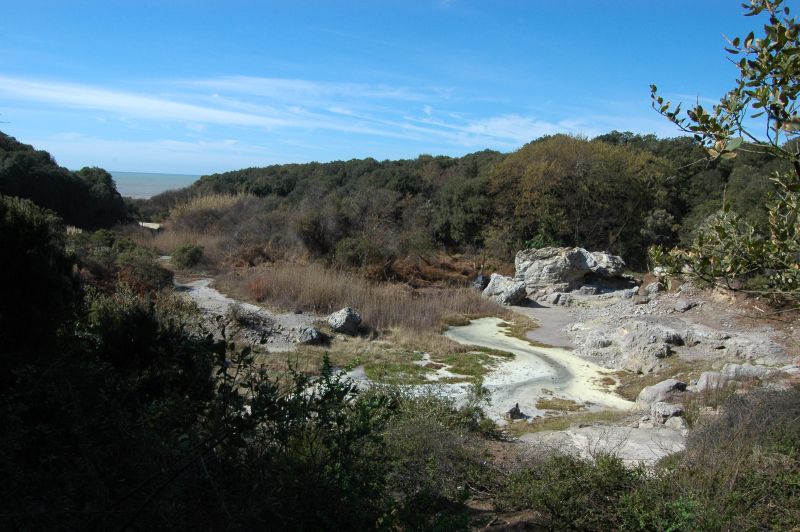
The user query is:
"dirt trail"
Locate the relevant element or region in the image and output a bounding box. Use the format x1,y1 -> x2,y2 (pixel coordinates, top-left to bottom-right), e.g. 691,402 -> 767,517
175,278 -> 317,352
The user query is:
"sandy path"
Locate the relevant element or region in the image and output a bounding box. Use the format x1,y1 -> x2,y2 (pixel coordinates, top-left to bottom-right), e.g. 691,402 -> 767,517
445,317 -> 634,420
175,278 -> 317,352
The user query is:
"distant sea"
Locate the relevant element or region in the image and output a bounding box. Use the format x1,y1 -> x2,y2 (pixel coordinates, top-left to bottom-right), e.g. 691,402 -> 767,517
110,171 -> 199,199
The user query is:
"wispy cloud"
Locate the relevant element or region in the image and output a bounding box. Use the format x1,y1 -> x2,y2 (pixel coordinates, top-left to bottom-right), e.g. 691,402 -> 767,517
0,74 -> 565,147
0,74 -> 664,172
0,76 -> 289,128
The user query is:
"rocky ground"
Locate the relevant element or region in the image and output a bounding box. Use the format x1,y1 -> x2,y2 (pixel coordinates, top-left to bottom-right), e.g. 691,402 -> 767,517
493,246 -> 799,463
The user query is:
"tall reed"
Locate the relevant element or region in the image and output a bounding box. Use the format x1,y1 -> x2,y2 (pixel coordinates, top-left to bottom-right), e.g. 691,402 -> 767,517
239,264 -> 505,332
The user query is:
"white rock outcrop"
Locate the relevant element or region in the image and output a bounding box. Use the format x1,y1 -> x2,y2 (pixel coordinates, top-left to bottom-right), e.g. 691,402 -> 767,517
514,247 -> 626,294
482,273 -> 527,305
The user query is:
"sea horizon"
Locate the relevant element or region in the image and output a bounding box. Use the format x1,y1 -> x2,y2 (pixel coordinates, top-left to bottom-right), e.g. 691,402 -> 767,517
109,170 -> 200,199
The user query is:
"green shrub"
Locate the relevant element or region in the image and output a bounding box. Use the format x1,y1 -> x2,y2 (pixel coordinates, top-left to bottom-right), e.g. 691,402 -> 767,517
0,195 -> 78,353
499,453 -> 644,529
171,243 -> 204,268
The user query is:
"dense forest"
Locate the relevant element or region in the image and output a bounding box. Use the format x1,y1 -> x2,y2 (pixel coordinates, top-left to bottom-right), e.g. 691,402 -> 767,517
136,131 -> 787,270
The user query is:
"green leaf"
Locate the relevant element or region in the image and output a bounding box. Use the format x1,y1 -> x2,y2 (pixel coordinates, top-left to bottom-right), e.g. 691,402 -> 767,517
726,137 -> 744,150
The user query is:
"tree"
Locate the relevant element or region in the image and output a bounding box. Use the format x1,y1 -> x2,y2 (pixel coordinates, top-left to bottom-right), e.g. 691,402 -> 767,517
487,135 -> 669,265
650,0 -> 800,303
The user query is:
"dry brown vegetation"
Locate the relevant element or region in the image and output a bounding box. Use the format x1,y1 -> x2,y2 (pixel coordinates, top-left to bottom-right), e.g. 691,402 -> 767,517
220,263 -> 507,332
505,409 -> 631,435
614,356 -> 712,401
535,397 -> 585,412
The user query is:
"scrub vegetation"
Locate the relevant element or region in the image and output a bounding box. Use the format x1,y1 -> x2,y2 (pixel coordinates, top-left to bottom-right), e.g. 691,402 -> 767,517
1,1 -> 799,529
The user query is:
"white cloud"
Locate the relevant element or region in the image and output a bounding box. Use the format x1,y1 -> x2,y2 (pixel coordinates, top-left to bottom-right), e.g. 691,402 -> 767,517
0,76 -> 290,128
0,74 -> 675,173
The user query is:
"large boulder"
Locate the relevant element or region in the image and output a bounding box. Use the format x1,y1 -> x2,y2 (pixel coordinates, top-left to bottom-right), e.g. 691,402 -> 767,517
327,307 -> 362,335
637,379 -> 687,404
591,251 -> 627,277
482,273 -> 527,305
514,247 -> 626,293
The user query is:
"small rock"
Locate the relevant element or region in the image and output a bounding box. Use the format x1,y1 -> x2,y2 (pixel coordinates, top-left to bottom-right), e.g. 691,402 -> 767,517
722,363 -> 781,380
781,365 -> 800,376
637,379 -> 687,404
472,273 -> 490,291
295,326 -> 323,345
327,307 -> 362,335
541,292 -> 561,305
621,287 -> 638,299
556,294 -> 574,307
651,401 -> 683,423
674,299 -> 698,312
664,416 -> 688,430
644,282 -> 661,295
633,295 -> 650,305
695,371 -> 727,392
506,403 -> 528,420
577,284 -> 600,295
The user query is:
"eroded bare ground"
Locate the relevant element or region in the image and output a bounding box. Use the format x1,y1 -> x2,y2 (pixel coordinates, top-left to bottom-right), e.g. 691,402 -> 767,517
503,282 -> 799,464
538,283 -> 796,373
174,277 -> 320,352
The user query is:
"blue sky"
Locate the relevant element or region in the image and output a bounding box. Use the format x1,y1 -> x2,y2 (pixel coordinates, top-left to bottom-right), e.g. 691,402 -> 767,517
0,1 -> 764,174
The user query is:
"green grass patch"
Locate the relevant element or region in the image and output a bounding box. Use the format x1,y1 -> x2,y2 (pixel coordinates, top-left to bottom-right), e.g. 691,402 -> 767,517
364,360 -> 433,384
439,314 -> 474,328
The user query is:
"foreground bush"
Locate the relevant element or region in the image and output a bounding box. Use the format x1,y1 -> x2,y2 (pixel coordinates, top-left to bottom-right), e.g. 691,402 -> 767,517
0,195 -> 78,354
498,385 -> 800,530
69,228 -> 173,293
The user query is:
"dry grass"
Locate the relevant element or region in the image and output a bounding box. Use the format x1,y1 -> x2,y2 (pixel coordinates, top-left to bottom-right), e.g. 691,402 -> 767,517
226,263 -> 508,333
124,222 -> 228,265
614,357 -> 712,401
169,193 -> 254,219
535,398 -> 586,412
506,409 -> 631,436
152,230 -> 224,255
